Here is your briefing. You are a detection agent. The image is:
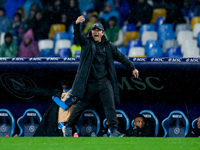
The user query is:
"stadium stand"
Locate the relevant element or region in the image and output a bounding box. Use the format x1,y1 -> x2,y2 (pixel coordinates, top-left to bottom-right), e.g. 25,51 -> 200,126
38,39 -> 54,57
54,40 -> 71,57
128,47 -> 145,57
0,109 -> 15,137
17,108 -> 42,137
49,24 -> 66,39
139,24 -> 155,38
177,30 -> 193,46
124,31 -> 139,46
175,23 -> 191,37
150,8 -> 166,24
165,47 -> 182,57
191,16 -> 200,30
193,23 -> 200,38
162,39 -> 179,54
141,31 -> 158,46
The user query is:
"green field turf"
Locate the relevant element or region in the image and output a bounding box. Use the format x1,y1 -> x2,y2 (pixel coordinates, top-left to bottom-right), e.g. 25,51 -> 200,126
0,137 -> 200,150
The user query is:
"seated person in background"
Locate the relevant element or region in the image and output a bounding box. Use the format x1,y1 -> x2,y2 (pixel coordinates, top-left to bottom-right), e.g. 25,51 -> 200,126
34,80 -> 76,136
18,29 -> 40,57
126,0 -> 153,29
105,16 -> 124,47
125,114 -> 154,137
186,115 -> 200,137
83,12 -> 99,35
0,32 -> 18,57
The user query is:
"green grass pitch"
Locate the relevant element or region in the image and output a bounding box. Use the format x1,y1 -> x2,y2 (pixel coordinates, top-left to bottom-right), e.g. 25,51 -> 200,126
0,137 -> 200,150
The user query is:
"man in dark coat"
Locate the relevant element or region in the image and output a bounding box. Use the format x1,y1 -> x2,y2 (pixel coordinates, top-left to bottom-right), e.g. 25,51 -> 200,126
63,15 -> 139,137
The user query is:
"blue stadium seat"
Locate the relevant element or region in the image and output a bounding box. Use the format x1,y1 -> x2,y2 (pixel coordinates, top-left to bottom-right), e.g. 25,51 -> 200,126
157,24 -> 173,38
197,32 -> 200,47
122,24 -> 136,34
192,118 -> 198,129
117,47 -> 128,56
0,109 -> 15,137
17,108 -> 42,137
145,40 -> 162,57
103,109 -> 130,135
53,32 -> 70,46
155,17 -> 165,30
159,31 -> 175,45
165,47 -> 182,57
38,39 -> 55,57
57,48 -> 71,57
140,110 -> 159,137
140,24 -> 155,38
75,109 -> 100,137
162,110 -> 189,137
127,40 -> 142,53
146,47 -> 163,57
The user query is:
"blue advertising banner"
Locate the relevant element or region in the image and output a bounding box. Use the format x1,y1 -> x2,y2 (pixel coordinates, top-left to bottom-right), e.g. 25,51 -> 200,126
0,57 -> 200,136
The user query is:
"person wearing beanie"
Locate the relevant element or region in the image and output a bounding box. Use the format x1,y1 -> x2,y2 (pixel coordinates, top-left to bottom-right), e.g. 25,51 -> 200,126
18,29 -> 40,57
0,32 -> 18,57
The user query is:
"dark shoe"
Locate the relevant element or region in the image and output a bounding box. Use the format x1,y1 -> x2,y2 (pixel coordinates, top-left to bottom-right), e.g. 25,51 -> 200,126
65,93 -> 79,106
110,129 -> 125,137
62,125 -> 72,137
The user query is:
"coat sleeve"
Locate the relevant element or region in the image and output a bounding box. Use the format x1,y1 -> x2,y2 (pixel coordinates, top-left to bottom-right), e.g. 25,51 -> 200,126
111,44 -> 136,71
73,22 -> 89,47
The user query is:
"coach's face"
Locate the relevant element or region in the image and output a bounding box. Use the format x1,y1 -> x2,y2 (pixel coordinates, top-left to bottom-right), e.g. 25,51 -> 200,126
92,28 -> 104,42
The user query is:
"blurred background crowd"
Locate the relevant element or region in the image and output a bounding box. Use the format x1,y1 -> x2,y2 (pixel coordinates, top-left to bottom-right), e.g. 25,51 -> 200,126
0,0 -> 198,58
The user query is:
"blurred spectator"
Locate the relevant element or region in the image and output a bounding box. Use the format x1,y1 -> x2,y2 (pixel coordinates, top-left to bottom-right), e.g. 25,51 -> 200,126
60,13 -> 71,31
83,12 -> 98,34
25,3 -> 41,30
0,0 -> 6,7
30,10 -> 49,41
18,29 -> 40,57
0,32 -> 18,57
105,17 -> 124,46
51,0 -> 63,24
0,7 -> 12,35
16,6 -> 27,22
94,0 -> 107,13
99,0 -> 120,25
153,0 -> 166,8
77,0 -> 95,12
164,2 -> 186,30
125,114 -> 155,137
23,0 -> 43,16
193,0 -> 200,16
114,0 -> 130,26
126,0 -> 153,29
42,3 -> 54,26
186,115 -> 200,137
11,13 -> 25,45
62,0 -> 81,27
3,0 -> 25,19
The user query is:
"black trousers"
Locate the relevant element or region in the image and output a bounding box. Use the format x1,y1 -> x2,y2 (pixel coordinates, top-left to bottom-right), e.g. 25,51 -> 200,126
67,78 -> 118,130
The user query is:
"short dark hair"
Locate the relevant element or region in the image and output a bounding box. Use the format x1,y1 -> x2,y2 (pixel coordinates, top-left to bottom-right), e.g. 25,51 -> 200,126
4,32 -> 13,40
0,7 -> 6,14
134,114 -> 146,121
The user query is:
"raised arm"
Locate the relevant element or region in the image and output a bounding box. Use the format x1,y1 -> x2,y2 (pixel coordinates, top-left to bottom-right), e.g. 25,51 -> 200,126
73,15 -> 88,46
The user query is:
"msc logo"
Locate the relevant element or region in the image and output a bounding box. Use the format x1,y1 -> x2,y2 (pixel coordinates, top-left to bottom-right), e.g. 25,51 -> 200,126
0,73 -> 37,100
